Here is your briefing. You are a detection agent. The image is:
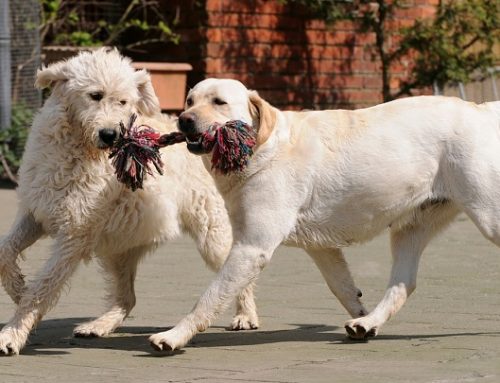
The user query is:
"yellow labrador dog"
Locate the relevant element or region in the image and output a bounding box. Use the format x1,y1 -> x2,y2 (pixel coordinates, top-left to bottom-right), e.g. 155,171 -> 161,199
149,78 -> 500,351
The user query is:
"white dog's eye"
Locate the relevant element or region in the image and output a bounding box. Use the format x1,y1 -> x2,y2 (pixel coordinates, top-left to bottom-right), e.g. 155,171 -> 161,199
186,98 -> 193,107
120,100 -> 127,106
213,98 -> 227,106
89,92 -> 103,102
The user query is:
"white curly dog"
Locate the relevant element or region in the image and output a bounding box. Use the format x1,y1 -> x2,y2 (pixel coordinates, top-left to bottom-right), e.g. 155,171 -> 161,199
0,51 -> 258,356
148,78 -> 500,351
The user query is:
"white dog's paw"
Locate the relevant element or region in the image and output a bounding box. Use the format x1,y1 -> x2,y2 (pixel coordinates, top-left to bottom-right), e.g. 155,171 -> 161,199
73,320 -> 116,338
149,328 -> 188,352
228,314 -> 259,331
344,318 -> 378,340
0,328 -> 23,356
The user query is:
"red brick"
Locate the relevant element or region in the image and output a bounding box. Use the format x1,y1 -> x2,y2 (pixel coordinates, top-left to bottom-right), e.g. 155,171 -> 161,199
415,0 -> 439,5
206,0 -> 286,14
304,19 -> 327,30
206,28 -> 223,43
386,18 -> 416,29
316,76 -> 363,89
208,12 -> 304,29
418,5 -> 437,18
304,19 -> 357,32
354,33 -> 377,45
205,57 -> 228,73
306,30 -> 354,45
207,43 -> 275,59
228,28 -> 304,44
307,45 -> 362,60
349,60 -> 381,73
166,0 -> 437,109
347,90 -> 383,103
363,76 -> 383,89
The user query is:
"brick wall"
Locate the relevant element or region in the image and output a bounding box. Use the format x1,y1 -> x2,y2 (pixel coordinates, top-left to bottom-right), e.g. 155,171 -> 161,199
161,0 -> 438,109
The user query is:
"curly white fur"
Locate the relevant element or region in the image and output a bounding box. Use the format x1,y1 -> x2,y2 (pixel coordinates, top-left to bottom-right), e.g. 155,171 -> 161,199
0,51 -> 258,356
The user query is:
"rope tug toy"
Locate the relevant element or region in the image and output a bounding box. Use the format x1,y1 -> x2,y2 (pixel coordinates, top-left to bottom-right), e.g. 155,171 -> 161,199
109,114 -> 257,191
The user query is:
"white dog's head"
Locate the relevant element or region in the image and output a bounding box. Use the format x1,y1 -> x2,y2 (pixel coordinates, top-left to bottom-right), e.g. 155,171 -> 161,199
178,78 -> 276,154
35,47 -> 160,149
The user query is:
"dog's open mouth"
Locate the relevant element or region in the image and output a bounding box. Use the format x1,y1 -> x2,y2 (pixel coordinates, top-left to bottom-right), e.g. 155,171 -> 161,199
185,133 -> 210,154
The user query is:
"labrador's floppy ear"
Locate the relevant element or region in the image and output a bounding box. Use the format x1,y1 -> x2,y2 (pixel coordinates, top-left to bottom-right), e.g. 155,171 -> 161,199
35,61 -> 69,89
134,69 -> 161,117
248,90 -> 277,146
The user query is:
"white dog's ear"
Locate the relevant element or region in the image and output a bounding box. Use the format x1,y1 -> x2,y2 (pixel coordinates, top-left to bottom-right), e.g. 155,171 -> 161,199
248,90 -> 277,146
134,69 -> 160,116
35,61 -> 68,89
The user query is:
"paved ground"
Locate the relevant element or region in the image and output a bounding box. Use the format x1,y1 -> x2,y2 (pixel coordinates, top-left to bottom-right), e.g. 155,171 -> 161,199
0,186 -> 499,383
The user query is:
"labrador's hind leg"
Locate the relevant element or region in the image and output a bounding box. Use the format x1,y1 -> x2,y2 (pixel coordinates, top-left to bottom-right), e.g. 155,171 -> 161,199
307,248 -> 367,318
345,202 -> 458,339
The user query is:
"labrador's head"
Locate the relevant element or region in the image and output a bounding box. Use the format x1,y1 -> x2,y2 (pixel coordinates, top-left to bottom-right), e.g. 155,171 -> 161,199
178,78 -> 276,154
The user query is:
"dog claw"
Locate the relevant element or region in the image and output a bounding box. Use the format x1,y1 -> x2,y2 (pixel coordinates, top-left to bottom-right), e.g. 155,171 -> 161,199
366,328 -> 377,338
345,323 -> 377,340
345,325 -> 357,338
150,341 -> 173,352
0,345 -> 17,356
227,315 -> 259,331
73,331 -> 98,338
355,325 -> 367,337
227,322 -> 259,331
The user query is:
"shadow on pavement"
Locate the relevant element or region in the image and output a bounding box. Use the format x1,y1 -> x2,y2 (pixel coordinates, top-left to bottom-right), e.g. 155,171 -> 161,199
5,317 -> 500,357
0,180 -> 16,189
8,318 -> 343,357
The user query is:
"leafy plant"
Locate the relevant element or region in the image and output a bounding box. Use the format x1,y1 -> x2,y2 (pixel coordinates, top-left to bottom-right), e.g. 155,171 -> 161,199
40,0 -> 180,52
0,104 -> 33,184
398,0 -> 499,93
282,0 -> 500,102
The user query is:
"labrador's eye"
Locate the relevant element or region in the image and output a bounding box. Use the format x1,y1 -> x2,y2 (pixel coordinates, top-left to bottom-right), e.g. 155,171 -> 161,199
213,98 -> 227,106
186,98 -> 193,107
120,100 -> 127,106
89,92 -> 103,101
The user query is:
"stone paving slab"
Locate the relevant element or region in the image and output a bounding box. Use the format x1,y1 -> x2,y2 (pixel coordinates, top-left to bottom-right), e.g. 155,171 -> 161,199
0,187 -> 499,382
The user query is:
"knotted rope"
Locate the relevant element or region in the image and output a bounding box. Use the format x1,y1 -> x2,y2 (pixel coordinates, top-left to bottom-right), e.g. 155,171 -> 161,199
109,114 -> 257,191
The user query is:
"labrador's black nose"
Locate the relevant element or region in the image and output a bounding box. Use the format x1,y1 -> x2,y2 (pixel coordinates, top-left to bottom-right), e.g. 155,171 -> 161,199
99,128 -> 117,146
178,112 -> 197,136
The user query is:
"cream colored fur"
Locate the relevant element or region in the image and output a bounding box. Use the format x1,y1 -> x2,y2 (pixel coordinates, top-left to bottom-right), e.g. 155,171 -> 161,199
149,78 -> 500,351
0,53 -> 258,356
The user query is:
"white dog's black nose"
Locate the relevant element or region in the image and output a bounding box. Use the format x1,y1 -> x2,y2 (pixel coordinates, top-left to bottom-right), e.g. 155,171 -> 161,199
178,113 -> 197,135
99,128 -> 117,146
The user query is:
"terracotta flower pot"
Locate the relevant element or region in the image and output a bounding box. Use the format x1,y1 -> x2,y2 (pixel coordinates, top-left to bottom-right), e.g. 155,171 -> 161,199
132,62 -> 192,112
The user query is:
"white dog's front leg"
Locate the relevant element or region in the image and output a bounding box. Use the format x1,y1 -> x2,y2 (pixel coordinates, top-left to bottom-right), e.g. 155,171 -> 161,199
0,213 -> 43,303
149,244 -> 274,351
0,236 -> 89,355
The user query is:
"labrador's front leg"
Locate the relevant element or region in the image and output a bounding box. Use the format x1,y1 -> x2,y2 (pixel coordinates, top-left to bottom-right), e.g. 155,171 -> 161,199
149,243 -> 275,351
